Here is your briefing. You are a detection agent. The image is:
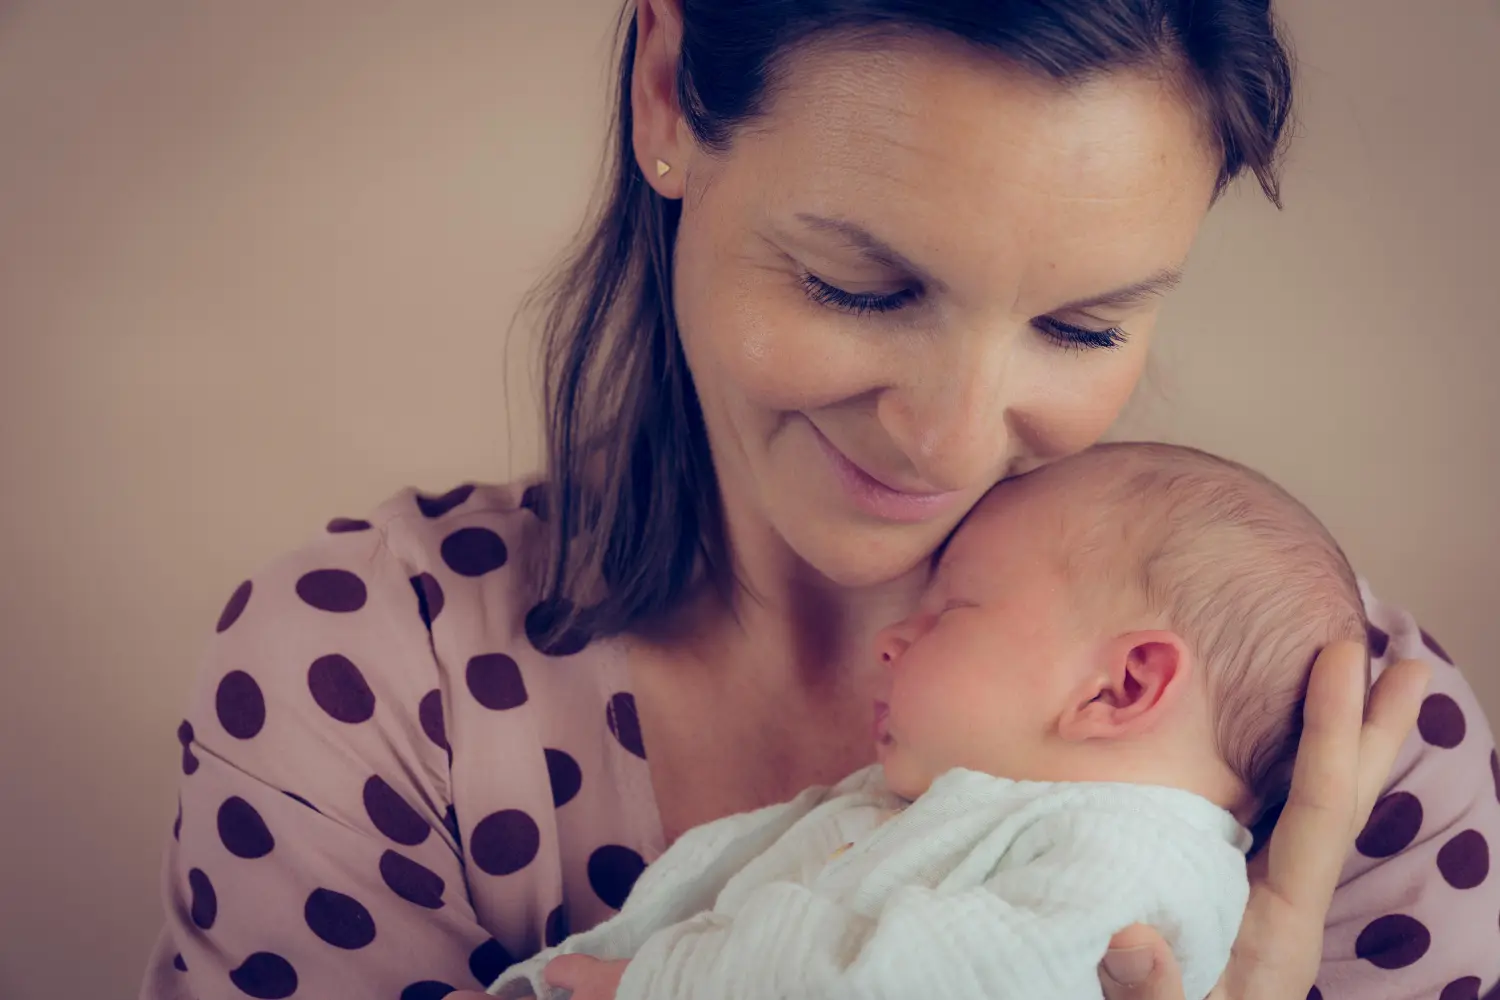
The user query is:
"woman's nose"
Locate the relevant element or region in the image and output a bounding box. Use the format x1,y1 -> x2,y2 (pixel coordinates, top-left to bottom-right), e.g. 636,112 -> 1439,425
880,335 -> 1011,492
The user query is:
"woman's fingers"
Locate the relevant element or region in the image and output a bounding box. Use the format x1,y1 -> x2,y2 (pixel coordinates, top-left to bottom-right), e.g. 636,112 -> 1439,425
1260,640 -> 1370,916
1354,657 -> 1430,820
1218,643 -> 1428,1000
1100,924 -> 1187,1000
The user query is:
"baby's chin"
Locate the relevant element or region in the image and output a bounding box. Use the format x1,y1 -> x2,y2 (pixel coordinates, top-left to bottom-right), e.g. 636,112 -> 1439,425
875,744 -> 931,801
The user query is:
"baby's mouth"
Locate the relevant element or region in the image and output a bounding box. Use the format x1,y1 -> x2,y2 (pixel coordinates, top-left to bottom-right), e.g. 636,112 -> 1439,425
873,701 -> 893,745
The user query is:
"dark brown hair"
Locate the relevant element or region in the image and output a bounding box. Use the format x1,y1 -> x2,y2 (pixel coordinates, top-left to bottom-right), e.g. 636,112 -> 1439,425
526,0 -> 1296,649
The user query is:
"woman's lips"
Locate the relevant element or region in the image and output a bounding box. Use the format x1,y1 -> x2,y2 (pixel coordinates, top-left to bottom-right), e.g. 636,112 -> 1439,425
810,424 -> 965,524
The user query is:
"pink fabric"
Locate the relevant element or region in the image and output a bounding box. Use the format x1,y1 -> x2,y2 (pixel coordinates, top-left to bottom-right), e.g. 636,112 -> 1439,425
139,482 -> 1500,1000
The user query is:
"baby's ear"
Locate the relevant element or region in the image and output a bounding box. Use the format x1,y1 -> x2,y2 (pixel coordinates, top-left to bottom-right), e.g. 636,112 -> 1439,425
1057,631 -> 1193,742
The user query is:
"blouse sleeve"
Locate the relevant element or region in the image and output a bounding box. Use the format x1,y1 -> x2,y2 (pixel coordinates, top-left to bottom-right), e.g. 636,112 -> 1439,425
138,499 -> 519,1000
1315,581 -> 1500,999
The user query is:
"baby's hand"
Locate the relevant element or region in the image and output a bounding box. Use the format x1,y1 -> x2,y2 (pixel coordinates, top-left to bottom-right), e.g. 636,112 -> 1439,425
543,954 -> 630,1000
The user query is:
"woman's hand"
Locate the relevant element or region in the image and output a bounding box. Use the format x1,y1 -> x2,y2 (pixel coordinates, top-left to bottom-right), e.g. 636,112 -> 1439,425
1097,641 -> 1430,1000
543,954 -> 631,1000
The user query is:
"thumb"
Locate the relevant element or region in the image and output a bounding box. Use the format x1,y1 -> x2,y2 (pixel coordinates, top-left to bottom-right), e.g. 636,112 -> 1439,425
1100,924 -> 1185,1000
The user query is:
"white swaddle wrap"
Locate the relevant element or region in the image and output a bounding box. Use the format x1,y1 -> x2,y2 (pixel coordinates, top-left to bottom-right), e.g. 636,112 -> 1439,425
490,765 -> 1250,1000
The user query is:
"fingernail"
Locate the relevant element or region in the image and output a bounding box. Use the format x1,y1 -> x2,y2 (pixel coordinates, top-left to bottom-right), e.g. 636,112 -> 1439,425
1103,945 -> 1156,986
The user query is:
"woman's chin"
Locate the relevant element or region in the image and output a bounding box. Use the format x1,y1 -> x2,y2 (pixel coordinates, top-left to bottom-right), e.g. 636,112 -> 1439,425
777,516 -> 946,590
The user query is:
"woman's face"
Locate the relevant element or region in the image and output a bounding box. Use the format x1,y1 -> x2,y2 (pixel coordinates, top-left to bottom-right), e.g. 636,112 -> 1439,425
668,36 -> 1220,589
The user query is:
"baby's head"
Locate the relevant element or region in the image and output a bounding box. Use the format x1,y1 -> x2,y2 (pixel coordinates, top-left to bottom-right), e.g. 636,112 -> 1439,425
873,442 -> 1368,835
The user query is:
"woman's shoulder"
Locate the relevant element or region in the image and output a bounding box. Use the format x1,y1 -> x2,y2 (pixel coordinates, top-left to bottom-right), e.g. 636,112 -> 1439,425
362,478 -> 561,638
192,477 -> 615,759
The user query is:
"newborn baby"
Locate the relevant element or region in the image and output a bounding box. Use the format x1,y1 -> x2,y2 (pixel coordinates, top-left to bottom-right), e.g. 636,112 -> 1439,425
489,441 -> 1369,1000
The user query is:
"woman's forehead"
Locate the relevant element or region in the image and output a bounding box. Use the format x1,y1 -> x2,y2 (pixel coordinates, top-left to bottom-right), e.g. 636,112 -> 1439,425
732,41 -> 1218,306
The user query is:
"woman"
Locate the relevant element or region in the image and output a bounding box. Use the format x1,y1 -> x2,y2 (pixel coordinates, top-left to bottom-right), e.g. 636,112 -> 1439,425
141,1 -> 1500,999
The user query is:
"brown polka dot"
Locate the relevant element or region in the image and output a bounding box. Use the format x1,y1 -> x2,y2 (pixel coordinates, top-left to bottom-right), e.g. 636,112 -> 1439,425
217,580 -> 253,633
440,527 -> 508,578
218,796 -> 275,859
411,572 -> 445,628
524,598 -> 590,657
188,868 -> 217,929
173,798 -> 182,840
1355,913 -> 1431,969
1366,624 -> 1390,659
520,483 -> 549,522
307,654 -> 376,724
283,790 -> 320,814
363,776 -> 430,846
380,849 -> 446,909
416,484 -> 475,519
401,982 -> 457,1000
545,903 -> 569,947
229,952 -> 298,999
1437,829 -> 1490,889
296,568 -> 368,613
304,887 -> 376,949
607,692 -> 646,759
215,669 -> 266,739
1440,977 -> 1481,1000
545,748 -> 582,808
469,937 -> 515,986
178,720 -> 198,773
172,952 -> 187,972
1356,791 -> 1424,858
466,654 -> 527,711
588,844 -> 646,910
419,690 -> 449,753
1418,693 -> 1467,748
1491,749 -> 1499,804
469,809 -> 541,876
1421,628 -> 1454,665
326,517 -> 372,533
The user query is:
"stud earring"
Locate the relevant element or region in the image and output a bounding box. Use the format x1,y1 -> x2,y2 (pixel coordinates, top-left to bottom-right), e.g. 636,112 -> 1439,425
655,159 -> 671,177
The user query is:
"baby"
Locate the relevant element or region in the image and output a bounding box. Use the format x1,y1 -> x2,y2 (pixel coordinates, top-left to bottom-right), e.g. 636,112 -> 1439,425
490,441 -> 1369,1000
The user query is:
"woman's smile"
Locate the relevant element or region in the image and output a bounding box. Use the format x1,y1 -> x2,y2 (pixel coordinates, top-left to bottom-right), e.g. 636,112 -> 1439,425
809,420 -> 968,524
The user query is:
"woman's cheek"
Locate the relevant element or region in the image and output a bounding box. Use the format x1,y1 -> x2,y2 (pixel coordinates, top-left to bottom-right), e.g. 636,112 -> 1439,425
713,299 -> 888,414
1011,341 -> 1152,460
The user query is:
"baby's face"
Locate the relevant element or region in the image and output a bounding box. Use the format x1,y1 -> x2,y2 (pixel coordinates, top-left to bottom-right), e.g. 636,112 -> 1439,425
873,482 -> 1091,799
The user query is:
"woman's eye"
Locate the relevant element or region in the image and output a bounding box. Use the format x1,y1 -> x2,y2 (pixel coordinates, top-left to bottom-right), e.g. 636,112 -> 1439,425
1034,316 -> 1129,351
801,273 -> 1127,352
800,273 -> 917,316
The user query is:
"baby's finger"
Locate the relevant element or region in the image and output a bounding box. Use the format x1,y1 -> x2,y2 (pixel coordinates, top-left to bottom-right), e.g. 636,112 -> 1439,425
543,954 -> 603,988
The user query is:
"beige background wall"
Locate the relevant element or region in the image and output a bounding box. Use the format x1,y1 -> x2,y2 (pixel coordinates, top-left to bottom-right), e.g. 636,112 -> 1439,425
0,1 -> 1495,996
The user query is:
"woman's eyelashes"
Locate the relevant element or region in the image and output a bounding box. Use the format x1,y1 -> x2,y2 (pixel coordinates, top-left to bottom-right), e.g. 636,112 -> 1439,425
1032,316 -> 1129,351
798,273 -> 1129,351
799,272 -> 916,315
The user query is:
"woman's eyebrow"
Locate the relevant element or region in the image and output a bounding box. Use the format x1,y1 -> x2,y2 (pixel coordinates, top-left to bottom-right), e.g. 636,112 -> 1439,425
792,213 -> 942,288
1052,267 -> 1185,312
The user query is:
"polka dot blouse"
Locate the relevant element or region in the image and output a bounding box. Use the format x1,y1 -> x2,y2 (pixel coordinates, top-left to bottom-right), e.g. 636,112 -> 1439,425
138,482 -> 1500,1000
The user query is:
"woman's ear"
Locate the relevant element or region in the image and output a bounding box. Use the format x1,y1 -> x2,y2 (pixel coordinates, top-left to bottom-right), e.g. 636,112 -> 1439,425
1058,631 -> 1194,742
632,0 -> 690,199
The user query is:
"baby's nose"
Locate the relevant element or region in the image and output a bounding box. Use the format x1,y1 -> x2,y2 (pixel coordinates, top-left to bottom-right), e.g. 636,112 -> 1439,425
874,625 -> 911,667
